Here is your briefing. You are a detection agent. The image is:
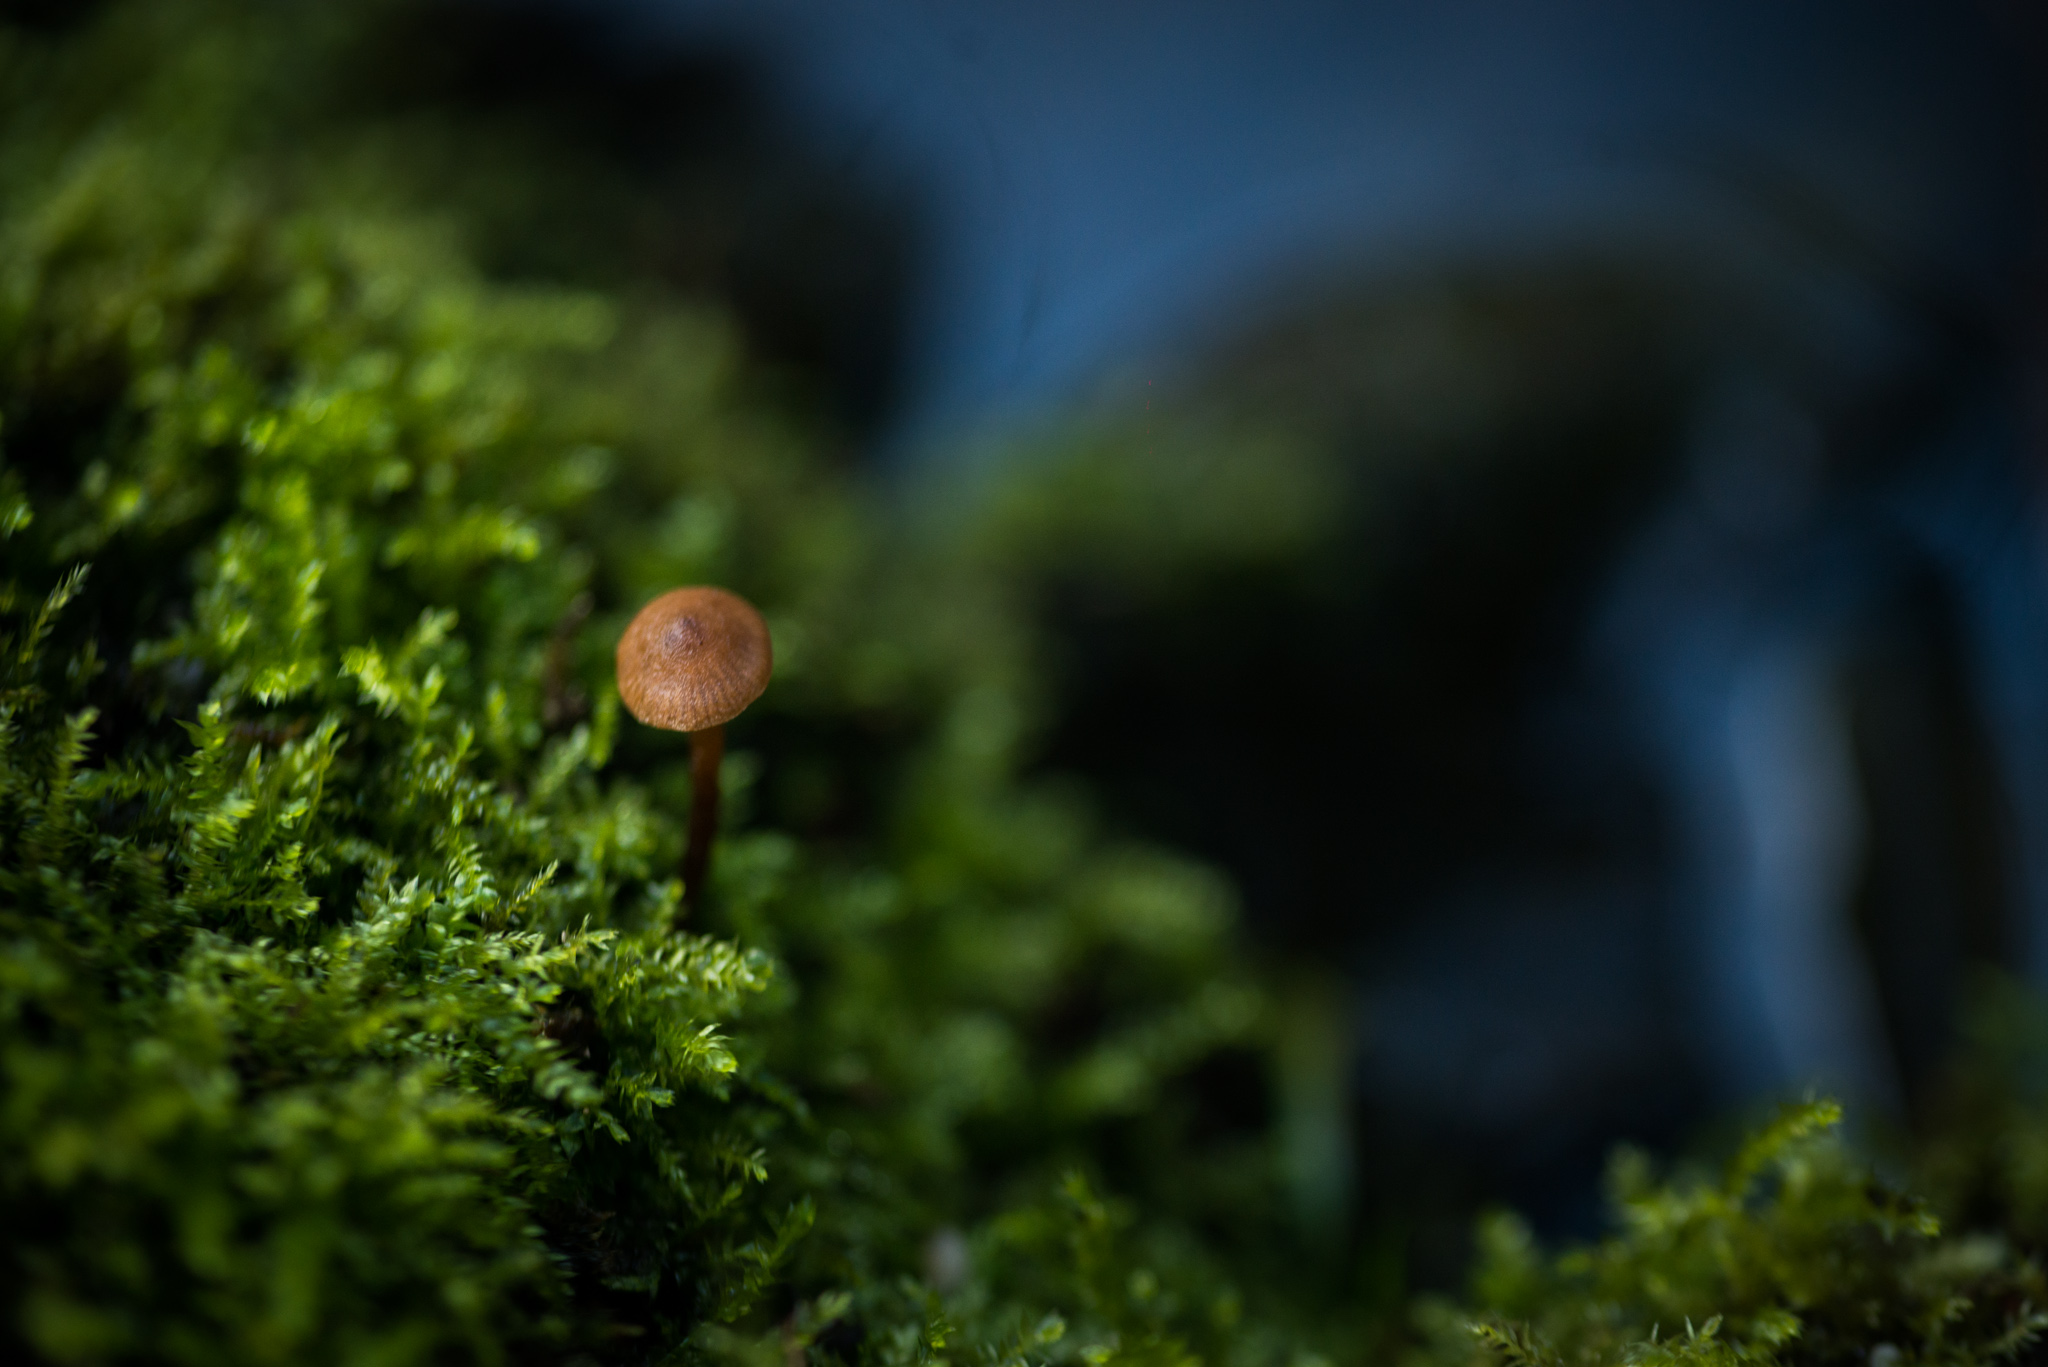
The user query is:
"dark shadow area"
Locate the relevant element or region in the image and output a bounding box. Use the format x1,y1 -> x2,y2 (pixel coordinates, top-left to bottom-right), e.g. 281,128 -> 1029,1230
1847,557 -> 2015,1119
336,0 -> 922,442
1041,270 -> 1683,959
1034,229 -> 2040,1276
0,0 -> 110,31
1036,265 -> 1690,1272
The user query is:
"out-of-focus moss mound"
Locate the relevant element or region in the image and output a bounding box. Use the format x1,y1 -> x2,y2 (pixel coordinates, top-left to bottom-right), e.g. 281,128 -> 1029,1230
1412,1096 -> 2048,1367
1409,980 -> 2048,1367
6,4 -> 2048,1367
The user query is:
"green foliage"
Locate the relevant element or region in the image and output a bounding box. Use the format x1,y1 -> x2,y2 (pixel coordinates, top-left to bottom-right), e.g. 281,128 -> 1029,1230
1423,1099 -> 2048,1367
9,6 -> 2048,1367
0,3 -> 1310,1363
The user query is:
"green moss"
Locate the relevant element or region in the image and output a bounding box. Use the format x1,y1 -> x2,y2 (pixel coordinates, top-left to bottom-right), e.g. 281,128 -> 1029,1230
5,4 -> 2048,1367
1415,1099 -> 2048,1367
0,3 -> 1309,1362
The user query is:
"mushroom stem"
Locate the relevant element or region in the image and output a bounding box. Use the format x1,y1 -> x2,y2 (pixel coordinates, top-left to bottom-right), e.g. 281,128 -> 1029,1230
682,723 -> 726,919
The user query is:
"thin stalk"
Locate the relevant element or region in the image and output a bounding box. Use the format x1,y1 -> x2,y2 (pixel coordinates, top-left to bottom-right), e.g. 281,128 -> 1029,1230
682,723 -> 725,921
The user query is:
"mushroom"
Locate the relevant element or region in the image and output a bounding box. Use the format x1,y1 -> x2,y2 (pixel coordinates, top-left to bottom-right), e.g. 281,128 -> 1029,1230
615,586 -> 773,919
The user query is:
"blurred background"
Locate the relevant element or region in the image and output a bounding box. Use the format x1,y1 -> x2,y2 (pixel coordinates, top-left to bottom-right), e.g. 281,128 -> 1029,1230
392,0 -> 2044,1281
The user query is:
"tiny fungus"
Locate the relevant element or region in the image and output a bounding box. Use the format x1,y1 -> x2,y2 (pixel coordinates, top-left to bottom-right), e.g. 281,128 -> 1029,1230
616,586 -> 772,919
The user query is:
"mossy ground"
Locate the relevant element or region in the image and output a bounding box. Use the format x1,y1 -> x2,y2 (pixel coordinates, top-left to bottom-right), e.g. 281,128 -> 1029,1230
4,4 -> 2048,1367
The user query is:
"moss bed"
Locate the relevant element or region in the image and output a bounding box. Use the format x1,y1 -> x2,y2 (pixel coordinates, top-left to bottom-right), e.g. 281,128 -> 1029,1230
6,4 -> 2048,1366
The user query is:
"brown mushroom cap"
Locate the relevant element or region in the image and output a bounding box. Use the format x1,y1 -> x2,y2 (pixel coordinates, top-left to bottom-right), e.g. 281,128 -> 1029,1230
615,586 -> 773,732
